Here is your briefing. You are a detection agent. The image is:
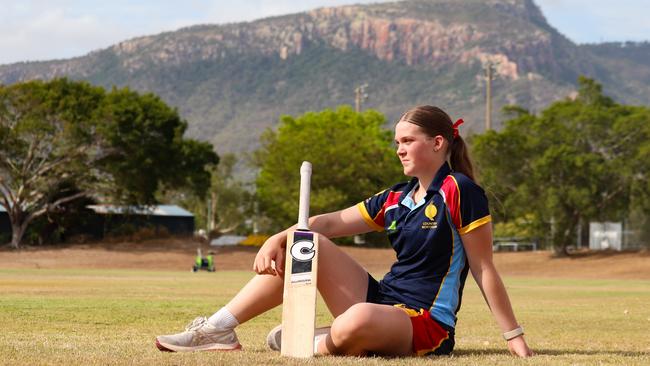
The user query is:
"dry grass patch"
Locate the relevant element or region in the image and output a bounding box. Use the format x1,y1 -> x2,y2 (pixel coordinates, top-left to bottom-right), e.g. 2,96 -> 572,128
0,268 -> 648,365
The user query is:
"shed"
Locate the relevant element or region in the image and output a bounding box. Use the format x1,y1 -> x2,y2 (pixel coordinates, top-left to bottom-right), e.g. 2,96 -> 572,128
589,222 -> 622,251
2,204 -> 195,241
85,204 -> 195,237
0,206 -> 10,239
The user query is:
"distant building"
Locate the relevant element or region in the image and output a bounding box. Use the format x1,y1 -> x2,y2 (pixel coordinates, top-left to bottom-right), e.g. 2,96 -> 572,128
84,204 -> 195,237
0,206 -> 10,239
0,204 -> 195,241
589,222 -> 622,251
210,235 -> 247,246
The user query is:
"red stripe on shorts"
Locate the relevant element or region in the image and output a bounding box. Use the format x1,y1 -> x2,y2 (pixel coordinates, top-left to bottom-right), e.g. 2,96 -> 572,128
405,309 -> 449,356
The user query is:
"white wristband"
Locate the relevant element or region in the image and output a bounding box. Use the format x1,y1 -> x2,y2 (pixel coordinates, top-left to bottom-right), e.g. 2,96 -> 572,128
503,326 -> 524,341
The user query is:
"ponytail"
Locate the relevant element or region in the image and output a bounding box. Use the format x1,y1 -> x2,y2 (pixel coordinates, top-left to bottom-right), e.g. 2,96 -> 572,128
450,135 -> 475,181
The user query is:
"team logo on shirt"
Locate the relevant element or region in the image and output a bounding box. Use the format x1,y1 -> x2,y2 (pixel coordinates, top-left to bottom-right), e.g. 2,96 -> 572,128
425,203 -> 437,220
387,220 -> 398,233
422,203 -> 438,229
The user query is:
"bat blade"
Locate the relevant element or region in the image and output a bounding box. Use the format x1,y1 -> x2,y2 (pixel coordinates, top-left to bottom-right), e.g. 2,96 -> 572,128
281,230 -> 319,357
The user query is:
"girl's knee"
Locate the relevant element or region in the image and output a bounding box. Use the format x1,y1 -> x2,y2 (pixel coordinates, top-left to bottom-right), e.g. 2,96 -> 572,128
331,303 -> 375,341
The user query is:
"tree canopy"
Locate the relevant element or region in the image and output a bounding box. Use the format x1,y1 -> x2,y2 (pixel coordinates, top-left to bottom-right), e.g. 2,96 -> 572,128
0,78 -> 217,248
95,87 -> 217,204
472,77 -> 650,254
255,106 -> 403,229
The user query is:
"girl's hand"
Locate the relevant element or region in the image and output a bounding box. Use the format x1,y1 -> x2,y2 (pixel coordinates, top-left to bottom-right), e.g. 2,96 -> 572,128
253,233 -> 286,276
507,336 -> 533,357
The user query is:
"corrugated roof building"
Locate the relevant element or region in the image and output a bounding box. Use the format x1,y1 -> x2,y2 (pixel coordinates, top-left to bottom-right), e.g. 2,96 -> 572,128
0,204 -> 195,241
0,206 -> 10,239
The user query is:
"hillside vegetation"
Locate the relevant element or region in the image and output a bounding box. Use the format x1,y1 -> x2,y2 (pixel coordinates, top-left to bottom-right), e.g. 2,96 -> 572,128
1,0 -> 648,155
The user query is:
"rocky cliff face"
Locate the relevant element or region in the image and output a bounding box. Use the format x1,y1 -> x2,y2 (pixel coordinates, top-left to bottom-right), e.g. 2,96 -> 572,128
0,0 -> 646,156
2,0 -> 573,82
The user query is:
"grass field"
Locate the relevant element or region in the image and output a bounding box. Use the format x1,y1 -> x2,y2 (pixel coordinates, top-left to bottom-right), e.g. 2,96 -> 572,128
1,268 -> 649,365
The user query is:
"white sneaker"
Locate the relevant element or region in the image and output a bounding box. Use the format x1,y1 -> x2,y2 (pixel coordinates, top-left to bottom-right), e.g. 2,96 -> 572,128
156,316 -> 242,352
266,324 -> 331,352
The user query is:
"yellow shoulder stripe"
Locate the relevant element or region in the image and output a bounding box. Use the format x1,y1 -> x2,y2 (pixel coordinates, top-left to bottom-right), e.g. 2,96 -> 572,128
356,202 -> 385,232
459,215 -> 492,235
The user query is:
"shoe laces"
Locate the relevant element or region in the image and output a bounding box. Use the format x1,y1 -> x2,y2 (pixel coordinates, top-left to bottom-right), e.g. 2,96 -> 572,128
185,316 -> 208,332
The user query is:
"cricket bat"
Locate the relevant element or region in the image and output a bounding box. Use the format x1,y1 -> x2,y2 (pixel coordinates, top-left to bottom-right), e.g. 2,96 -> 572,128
280,161 -> 319,358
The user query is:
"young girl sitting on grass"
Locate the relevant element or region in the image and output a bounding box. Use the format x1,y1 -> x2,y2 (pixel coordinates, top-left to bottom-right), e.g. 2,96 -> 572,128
156,105 -> 533,357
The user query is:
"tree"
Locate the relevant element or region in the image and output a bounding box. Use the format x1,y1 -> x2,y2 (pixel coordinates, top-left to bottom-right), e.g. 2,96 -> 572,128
162,154 -> 253,236
0,79 -> 104,248
0,79 -> 218,248
255,106 -> 403,229
96,87 -> 218,204
472,77 -> 650,255
206,154 -> 252,235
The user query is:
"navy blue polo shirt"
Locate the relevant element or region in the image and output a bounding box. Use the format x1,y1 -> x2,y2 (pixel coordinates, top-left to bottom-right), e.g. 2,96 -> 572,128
356,162 -> 491,328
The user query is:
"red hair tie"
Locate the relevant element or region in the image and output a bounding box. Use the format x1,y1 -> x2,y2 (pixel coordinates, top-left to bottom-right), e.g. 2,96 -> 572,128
452,118 -> 464,139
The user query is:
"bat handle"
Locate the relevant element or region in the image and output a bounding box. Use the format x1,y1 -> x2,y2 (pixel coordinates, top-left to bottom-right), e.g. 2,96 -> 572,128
297,161 -> 312,231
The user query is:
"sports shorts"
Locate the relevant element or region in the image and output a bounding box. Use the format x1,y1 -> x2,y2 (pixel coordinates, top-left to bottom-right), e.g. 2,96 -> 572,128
366,273 -> 455,356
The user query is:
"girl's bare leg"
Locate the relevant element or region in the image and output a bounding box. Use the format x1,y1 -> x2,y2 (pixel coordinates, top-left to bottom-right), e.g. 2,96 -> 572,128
319,303 -> 413,356
223,234 -> 413,357
223,273 -> 284,323
224,234 -> 369,323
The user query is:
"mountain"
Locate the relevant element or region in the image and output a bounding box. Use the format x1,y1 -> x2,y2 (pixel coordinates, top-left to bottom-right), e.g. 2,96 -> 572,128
578,41 -> 650,106
1,0 -> 648,157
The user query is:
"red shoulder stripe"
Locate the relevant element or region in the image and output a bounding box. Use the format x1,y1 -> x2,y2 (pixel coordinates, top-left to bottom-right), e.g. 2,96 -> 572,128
440,176 -> 461,229
385,191 -> 401,208
373,191 -> 402,228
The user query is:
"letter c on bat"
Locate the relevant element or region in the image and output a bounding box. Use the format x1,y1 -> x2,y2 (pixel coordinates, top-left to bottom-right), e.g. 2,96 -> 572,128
290,240 -> 315,262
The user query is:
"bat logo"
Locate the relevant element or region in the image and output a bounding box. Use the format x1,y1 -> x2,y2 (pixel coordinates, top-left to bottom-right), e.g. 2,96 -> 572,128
290,240 -> 316,262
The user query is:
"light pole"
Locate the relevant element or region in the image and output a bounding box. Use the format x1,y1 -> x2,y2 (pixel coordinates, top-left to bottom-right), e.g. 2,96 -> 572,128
355,83 -> 368,112
484,62 -> 496,131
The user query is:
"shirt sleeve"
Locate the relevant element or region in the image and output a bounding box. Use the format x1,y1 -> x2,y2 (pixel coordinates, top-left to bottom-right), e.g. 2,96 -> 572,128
441,175 -> 491,235
457,177 -> 491,235
356,189 -> 391,232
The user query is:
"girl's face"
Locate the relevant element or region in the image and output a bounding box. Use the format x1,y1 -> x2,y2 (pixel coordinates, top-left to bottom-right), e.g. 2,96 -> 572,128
394,121 -> 445,178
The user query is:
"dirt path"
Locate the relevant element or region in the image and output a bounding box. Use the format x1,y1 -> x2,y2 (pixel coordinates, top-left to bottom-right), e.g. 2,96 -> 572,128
1,238 -> 649,279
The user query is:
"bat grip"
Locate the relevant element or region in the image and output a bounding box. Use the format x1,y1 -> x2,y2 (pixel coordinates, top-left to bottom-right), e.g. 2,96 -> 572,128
297,161 -> 312,230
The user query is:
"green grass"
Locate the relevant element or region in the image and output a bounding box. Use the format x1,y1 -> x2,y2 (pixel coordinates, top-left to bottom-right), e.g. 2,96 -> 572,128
1,269 -> 649,365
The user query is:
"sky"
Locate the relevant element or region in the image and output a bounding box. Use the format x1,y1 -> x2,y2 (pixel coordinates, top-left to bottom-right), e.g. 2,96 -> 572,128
1,0 -> 648,65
